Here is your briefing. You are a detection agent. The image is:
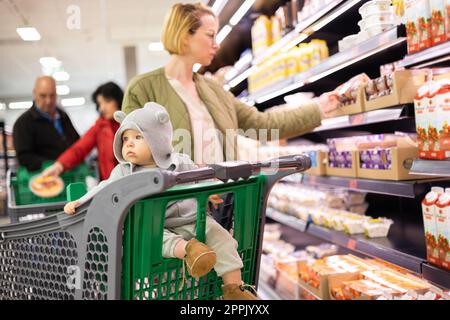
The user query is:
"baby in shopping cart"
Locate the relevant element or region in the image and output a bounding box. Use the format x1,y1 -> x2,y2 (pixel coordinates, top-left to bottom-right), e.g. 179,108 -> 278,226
64,102 -> 257,300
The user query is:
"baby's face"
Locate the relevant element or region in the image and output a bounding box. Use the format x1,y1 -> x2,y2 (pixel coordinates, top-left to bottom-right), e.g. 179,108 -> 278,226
121,129 -> 155,166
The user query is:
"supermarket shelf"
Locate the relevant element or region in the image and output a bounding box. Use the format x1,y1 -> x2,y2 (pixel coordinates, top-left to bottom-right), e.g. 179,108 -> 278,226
300,174 -> 448,198
266,207 -> 307,232
422,263 -> 450,290
266,208 -> 424,273
307,224 -> 424,273
257,280 -> 283,300
410,159 -> 450,177
225,0 -> 349,87
313,104 -> 412,132
399,41 -> 450,69
243,26 -> 406,104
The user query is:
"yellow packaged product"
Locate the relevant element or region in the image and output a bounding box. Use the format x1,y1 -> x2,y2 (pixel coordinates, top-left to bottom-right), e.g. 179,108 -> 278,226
271,15 -> 282,43
298,43 -> 311,72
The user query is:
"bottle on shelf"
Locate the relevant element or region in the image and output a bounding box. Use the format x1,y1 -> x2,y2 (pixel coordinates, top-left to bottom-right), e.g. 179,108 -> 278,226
422,186 -> 445,266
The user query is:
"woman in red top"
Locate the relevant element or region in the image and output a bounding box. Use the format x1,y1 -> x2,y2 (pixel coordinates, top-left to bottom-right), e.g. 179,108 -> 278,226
43,82 -> 123,180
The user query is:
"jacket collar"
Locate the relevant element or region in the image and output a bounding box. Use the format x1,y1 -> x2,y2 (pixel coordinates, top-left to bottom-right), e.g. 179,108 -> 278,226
29,102 -> 67,121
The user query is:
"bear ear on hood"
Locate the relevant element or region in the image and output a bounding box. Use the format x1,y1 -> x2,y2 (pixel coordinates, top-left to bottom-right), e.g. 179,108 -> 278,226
113,111 -> 127,124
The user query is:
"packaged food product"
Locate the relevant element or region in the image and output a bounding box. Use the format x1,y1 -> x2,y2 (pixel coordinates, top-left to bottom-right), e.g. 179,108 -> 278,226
415,83 -> 432,156
392,0 -> 405,23
359,10 -> 395,30
271,15 -> 282,43
430,0 -> 447,45
341,279 -> 399,300
363,218 -> 394,238
359,0 -> 392,19
343,215 -> 367,234
446,0 -> 450,40
417,0 -> 433,50
422,186 -> 444,265
366,22 -> 397,36
362,270 -> 431,294
436,189 -> 450,270
435,81 -> 450,159
345,191 -> 367,205
405,0 -> 420,53
306,244 -> 338,259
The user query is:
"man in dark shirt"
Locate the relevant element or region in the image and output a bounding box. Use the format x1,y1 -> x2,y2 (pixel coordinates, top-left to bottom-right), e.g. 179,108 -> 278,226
13,76 -> 80,171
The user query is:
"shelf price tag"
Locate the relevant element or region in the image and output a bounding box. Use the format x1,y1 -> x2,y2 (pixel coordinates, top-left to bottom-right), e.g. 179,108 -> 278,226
347,239 -> 356,250
349,179 -> 358,189
350,113 -> 366,125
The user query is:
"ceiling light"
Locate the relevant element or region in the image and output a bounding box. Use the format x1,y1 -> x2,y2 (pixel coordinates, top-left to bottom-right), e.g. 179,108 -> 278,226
216,25 -> 232,45
53,71 -> 70,81
0,103 -> 6,110
61,97 -> 85,107
9,101 -> 33,109
16,27 -> 41,41
212,0 -> 227,15
56,85 -> 70,96
148,42 -> 164,51
193,64 -> 202,72
229,0 -> 256,26
39,57 -> 61,68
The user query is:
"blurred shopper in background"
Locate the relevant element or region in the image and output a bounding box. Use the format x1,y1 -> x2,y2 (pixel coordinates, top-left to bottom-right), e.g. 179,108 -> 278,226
42,82 -> 123,180
13,76 -> 79,171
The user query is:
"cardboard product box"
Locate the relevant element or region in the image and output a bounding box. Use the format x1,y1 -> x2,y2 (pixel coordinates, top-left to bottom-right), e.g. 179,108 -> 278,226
274,269 -> 300,300
364,70 -> 427,112
356,139 -> 430,181
326,150 -> 358,177
305,150 -> 327,176
326,87 -> 365,118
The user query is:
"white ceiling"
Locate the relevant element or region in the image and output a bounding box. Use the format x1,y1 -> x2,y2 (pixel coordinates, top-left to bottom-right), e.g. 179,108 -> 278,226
0,0 -> 199,101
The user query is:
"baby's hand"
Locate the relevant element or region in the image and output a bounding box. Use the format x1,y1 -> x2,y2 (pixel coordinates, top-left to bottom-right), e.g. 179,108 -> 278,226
64,201 -> 80,215
208,194 -> 224,209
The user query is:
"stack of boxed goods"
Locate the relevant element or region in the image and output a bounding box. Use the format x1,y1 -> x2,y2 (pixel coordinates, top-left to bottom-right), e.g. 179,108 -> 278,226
414,78 -> 450,160
325,73 -> 370,117
326,133 -> 425,180
422,187 -> 450,270
325,64 -> 427,118
251,16 -> 272,57
405,0 -> 449,55
298,254 -> 449,300
248,40 -> 329,94
364,65 -> 426,111
260,223 -> 338,299
339,0 -> 399,52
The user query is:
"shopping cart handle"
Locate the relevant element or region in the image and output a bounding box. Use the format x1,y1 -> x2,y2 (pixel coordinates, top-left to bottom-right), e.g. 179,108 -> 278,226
263,154 -> 312,171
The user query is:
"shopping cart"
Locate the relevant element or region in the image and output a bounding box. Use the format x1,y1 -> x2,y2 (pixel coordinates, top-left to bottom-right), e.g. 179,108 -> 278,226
0,155 -> 311,300
6,162 -> 97,223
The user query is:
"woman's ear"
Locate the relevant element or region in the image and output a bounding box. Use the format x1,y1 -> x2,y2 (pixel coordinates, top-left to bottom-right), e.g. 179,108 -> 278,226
113,111 -> 126,123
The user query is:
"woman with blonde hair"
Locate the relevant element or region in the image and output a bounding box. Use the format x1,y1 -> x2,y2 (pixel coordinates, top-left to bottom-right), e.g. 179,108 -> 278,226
121,2 -> 338,299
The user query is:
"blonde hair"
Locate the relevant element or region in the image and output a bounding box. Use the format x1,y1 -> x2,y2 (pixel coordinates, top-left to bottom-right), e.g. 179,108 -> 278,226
161,2 -> 215,55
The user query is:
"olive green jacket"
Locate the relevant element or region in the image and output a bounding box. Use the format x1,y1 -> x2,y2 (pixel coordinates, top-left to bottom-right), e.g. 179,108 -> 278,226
122,67 -> 322,160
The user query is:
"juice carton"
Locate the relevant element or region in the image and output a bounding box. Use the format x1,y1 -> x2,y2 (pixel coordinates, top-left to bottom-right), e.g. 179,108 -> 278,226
415,84 -> 431,157
417,0 -> 432,51
422,186 -> 444,266
435,81 -> 450,159
405,0 -> 420,53
446,0 -> 450,40
430,0 -> 447,45
436,189 -> 450,270
427,84 -> 440,154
